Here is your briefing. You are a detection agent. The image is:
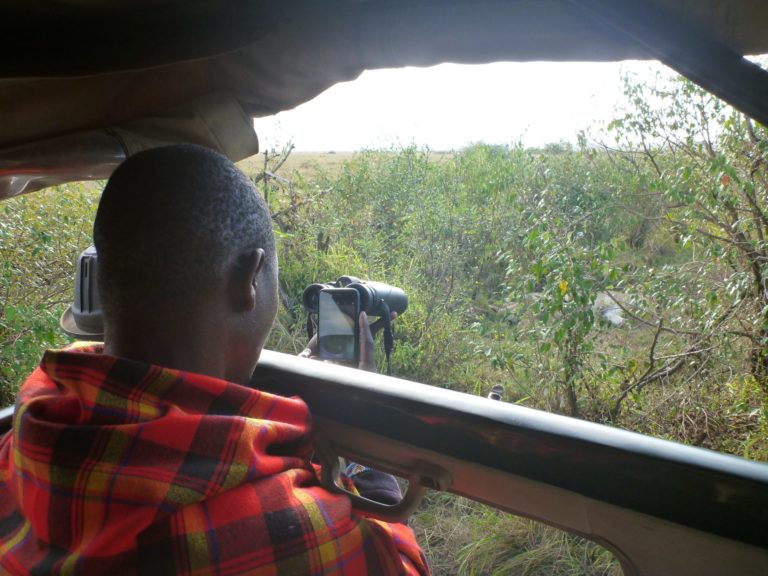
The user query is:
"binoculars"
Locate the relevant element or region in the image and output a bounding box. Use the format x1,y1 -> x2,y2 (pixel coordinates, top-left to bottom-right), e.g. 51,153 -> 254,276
302,276 -> 408,317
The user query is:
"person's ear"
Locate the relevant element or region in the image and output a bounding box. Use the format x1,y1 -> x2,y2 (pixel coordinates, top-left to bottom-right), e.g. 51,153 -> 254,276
228,249 -> 266,312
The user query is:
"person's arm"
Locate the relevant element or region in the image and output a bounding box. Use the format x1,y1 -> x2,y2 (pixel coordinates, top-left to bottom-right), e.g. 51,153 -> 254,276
299,312 -> 430,574
345,462 -> 403,505
300,311 -> 404,503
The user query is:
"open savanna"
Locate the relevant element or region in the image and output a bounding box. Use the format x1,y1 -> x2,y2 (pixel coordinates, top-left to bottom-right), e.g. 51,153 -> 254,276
238,150 -> 454,180
237,150 -> 355,178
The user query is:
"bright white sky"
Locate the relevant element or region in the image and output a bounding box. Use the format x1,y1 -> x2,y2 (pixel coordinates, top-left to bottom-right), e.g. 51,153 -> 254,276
254,60 -> 669,152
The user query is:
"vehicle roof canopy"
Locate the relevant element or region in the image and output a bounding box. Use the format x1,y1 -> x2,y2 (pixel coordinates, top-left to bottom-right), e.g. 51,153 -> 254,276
2,0 -> 768,199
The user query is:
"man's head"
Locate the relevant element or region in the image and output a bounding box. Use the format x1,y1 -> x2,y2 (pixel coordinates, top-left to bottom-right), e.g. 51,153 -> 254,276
93,144 -> 278,383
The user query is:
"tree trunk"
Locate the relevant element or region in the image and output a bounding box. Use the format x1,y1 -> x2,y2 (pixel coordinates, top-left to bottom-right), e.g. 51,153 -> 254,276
563,335 -> 581,417
565,382 -> 580,418
750,323 -> 768,395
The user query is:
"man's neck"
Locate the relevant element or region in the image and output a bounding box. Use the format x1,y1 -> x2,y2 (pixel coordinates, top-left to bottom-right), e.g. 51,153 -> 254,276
104,318 -> 229,381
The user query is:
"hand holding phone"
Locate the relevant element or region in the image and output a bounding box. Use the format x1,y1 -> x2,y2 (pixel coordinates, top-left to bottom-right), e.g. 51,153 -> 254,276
301,308 -> 396,372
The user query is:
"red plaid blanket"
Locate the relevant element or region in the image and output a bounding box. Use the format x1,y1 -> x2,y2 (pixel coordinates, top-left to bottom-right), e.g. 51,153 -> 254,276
0,343 -> 429,575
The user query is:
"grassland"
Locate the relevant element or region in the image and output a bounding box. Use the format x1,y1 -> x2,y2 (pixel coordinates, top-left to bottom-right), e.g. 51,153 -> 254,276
238,150 -> 455,179
238,151 -> 358,177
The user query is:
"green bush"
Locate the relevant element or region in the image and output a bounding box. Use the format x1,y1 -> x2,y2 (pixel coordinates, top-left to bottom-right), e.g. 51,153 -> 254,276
0,184 -> 100,404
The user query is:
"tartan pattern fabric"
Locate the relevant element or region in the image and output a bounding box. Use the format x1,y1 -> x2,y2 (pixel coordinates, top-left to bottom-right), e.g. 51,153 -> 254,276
0,343 -> 429,575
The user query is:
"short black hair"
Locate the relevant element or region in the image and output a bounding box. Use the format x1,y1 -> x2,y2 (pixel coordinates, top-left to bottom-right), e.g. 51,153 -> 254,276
94,144 -> 274,317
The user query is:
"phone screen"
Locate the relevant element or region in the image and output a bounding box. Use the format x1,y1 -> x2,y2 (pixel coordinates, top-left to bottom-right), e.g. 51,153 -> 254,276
318,289 -> 359,362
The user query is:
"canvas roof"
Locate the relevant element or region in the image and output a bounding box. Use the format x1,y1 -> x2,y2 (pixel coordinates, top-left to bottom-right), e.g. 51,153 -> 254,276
2,0 -> 767,199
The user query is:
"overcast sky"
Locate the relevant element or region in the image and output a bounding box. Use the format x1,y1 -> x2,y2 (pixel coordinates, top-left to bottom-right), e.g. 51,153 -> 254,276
254,60 -> 670,152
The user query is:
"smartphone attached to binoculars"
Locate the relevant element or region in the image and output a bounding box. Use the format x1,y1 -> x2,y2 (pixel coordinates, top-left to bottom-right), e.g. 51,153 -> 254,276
303,277 -> 407,364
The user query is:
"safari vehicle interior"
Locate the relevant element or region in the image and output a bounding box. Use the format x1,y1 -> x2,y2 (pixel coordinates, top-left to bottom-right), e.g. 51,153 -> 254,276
2,1 -> 768,574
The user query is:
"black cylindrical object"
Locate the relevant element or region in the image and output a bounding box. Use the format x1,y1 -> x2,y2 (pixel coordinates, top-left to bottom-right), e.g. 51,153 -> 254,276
302,282 -> 336,313
347,281 -> 408,316
303,278 -> 408,317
